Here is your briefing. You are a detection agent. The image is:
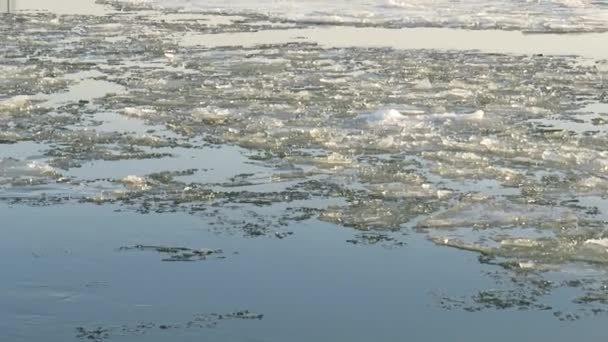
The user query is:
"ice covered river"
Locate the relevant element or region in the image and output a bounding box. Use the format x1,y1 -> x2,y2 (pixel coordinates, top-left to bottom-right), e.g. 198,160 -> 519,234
2,0 -> 608,340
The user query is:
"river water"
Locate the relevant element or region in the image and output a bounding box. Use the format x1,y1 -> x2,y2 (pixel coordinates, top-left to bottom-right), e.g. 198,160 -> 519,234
2,0 -> 608,341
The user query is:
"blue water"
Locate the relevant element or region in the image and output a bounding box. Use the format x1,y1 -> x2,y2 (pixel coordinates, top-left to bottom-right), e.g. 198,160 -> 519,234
2,203 -> 606,341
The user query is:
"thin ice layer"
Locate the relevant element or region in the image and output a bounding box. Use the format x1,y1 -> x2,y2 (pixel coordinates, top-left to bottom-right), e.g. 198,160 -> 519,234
103,0 -> 608,33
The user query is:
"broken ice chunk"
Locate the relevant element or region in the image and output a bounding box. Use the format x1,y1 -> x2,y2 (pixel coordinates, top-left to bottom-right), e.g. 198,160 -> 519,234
120,175 -> 150,191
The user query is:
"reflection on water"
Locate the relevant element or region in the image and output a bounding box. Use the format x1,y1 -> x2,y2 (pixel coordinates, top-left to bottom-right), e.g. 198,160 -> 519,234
2,204 -> 606,342
181,26 -> 608,59
2,0 -> 12,13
